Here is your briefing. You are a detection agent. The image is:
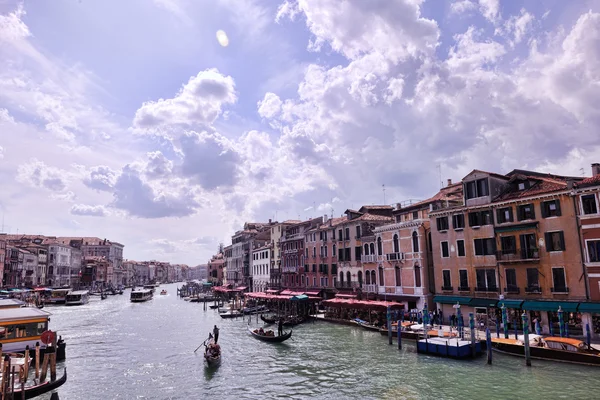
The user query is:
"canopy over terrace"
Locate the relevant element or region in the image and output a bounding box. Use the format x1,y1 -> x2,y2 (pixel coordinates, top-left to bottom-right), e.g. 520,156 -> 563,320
322,298 -> 405,310
245,292 -> 321,301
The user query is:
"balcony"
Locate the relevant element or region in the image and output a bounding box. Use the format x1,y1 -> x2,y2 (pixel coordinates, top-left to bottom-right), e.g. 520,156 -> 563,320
496,248 -> 540,263
525,286 -> 542,294
378,286 -> 404,295
504,286 -> 520,294
386,253 -> 404,261
363,284 -> 377,293
282,266 -> 299,273
551,287 -> 569,294
441,286 -> 453,292
458,286 -> 470,292
361,255 -> 377,263
475,286 -> 499,292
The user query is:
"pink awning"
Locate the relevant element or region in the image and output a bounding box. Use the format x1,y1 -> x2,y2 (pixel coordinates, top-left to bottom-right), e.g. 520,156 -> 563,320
336,294 -> 357,299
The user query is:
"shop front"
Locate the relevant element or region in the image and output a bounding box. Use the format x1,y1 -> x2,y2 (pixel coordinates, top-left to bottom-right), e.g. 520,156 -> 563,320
521,300 -> 580,335
577,302 -> 600,340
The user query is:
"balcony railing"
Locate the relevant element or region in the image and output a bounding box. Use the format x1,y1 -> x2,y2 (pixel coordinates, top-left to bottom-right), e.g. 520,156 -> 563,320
504,286 -> 520,294
475,286 -> 499,292
362,284 -> 377,293
378,286 -> 404,294
496,248 -> 540,263
441,286 -> 453,291
361,255 -> 377,263
386,253 -> 404,261
458,286 -> 470,292
525,285 -> 542,293
551,287 -> 569,293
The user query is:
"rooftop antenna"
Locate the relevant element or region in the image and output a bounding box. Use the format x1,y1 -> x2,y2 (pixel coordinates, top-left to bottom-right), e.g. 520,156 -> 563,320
382,184 -> 386,205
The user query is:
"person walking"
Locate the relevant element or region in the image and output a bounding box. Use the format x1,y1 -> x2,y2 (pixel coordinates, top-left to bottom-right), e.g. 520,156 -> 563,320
213,325 -> 220,343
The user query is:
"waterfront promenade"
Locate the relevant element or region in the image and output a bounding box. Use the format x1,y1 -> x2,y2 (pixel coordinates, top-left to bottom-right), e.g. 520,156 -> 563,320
44,283 -> 600,399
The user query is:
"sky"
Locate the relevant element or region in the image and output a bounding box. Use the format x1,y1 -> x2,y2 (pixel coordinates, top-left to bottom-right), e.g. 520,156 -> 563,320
1,0 -> 599,265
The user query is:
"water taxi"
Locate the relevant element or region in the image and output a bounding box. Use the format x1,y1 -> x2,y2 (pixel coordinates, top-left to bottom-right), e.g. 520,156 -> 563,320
65,290 -> 90,306
0,299 -> 26,309
46,288 -> 71,305
0,307 -> 51,353
143,284 -> 157,294
130,288 -> 153,303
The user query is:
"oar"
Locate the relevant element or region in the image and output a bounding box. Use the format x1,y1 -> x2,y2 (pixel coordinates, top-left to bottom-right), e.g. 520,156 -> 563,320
193,337 -> 211,353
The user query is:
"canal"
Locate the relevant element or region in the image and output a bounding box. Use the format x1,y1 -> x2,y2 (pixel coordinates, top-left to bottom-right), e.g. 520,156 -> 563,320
42,283 -> 600,399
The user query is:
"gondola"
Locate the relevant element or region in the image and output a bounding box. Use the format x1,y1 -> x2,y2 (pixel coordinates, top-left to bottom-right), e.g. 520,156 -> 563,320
12,368 -> 67,399
209,304 -> 220,309
247,325 -> 293,343
260,315 -> 278,324
204,342 -> 221,367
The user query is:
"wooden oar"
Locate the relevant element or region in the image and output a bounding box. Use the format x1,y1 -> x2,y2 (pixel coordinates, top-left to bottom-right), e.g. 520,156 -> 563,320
193,337 -> 211,353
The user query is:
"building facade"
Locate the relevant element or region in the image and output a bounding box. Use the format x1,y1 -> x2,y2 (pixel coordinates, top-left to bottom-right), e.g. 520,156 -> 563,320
207,253 -> 225,285
304,216 -> 345,292
269,220 -> 300,289
252,244 -> 271,292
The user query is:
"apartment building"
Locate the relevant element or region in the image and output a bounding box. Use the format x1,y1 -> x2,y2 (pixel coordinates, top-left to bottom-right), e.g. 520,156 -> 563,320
269,220 -> 299,290
304,216 -> 345,293
280,218 -> 322,288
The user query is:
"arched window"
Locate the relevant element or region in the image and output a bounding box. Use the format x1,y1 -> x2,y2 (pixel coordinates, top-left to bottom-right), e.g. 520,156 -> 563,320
378,267 -> 384,286
358,271 -> 363,287
371,270 -> 376,286
333,244 -> 337,255
428,232 -> 432,252
339,271 -> 344,285
395,267 -> 401,286
393,234 -> 399,253
346,271 -> 352,285
370,243 -> 375,254
414,264 -> 421,287
412,231 -> 419,253
366,270 -> 371,285
364,244 -> 369,255
377,237 -> 382,255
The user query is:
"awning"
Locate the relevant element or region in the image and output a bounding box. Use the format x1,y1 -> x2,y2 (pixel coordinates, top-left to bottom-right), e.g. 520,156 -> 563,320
291,294 -> 309,301
336,294 -> 357,299
304,290 -> 321,296
494,222 -> 538,233
577,302 -> 600,314
202,282 -> 213,286
433,296 -> 472,305
231,286 -> 247,291
469,298 -> 498,308
265,289 -> 279,294
497,300 -> 524,309
522,301 -> 579,312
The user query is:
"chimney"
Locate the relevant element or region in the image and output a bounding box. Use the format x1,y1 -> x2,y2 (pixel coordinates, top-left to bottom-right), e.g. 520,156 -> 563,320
592,163 -> 600,177
447,178 -> 452,186
567,179 -> 574,190
268,219 -> 272,224
323,215 -> 328,223
396,203 -> 401,211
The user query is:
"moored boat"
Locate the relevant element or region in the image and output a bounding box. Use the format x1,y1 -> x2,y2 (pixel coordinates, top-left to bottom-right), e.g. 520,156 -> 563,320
46,288 -> 71,305
353,318 -> 381,332
65,290 -> 90,306
130,288 -> 153,303
261,314 -> 278,324
219,310 -> 243,319
247,324 -> 292,343
491,335 -> 600,366
160,290 -> 167,295
10,367 -> 68,399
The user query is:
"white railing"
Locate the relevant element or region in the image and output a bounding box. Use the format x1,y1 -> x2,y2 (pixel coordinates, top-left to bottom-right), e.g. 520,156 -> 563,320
386,252 -> 404,261
377,255 -> 385,262
378,286 -> 403,294
362,284 -> 377,293
282,266 -> 298,273
361,255 -> 377,263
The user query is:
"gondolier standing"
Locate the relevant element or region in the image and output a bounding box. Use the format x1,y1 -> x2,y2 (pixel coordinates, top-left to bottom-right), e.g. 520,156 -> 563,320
278,318 -> 283,336
213,325 -> 220,343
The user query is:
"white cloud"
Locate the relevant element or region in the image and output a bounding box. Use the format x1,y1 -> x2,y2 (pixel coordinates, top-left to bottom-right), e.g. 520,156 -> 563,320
478,0 -> 501,24
83,165 -> 118,192
70,204 -> 108,217
133,69 -> 237,131
144,151 -> 173,179
0,108 -> 15,123
257,92 -> 282,119
150,236 -> 217,254
500,9 -> 535,46
450,0 -> 477,15
16,159 -> 69,192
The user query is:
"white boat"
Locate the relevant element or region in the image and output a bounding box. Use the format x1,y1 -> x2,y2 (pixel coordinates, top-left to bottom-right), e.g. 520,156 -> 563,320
0,308 -> 51,353
65,290 -> 90,306
46,288 -> 71,305
160,290 -> 167,295
130,289 -> 153,303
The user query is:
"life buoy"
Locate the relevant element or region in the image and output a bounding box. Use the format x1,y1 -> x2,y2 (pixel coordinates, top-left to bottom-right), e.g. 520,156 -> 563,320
41,330 -> 56,345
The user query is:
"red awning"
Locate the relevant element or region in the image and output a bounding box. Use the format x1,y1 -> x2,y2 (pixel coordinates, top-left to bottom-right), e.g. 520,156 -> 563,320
304,290 -> 321,296
266,289 -> 280,294
231,286 -> 247,291
322,298 -> 404,310
336,294 -> 357,299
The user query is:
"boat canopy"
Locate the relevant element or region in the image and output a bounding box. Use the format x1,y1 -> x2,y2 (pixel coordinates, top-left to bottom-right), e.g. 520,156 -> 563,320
0,307 -> 51,323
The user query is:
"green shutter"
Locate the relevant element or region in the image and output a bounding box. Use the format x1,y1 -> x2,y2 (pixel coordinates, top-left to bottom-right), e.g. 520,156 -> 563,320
559,231 -> 565,251
555,200 -> 562,216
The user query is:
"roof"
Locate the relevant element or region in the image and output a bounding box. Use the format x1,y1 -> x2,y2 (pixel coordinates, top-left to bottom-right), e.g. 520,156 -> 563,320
318,217 -> 346,229
0,307 -> 50,323
359,205 -> 394,210
353,214 -> 393,222
495,175 -> 569,201
464,169 -> 509,181
281,220 -> 302,224
394,182 -> 463,213
575,175 -> 600,189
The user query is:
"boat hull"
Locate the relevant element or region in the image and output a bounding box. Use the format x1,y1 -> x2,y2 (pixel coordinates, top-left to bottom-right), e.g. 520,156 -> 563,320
248,325 -> 292,343
204,354 -> 221,367
491,341 -> 600,366
219,311 -> 243,319
12,368 -> 67,399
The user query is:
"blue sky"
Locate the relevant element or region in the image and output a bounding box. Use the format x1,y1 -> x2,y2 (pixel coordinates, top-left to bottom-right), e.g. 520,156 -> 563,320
1,0 -> 599,264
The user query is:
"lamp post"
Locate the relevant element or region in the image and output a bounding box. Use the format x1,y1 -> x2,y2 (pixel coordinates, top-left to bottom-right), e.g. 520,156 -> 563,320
453,302 -> 463,339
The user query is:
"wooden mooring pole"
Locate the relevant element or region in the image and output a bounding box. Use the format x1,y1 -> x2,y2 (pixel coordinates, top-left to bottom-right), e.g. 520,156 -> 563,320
486,328 -> 492,365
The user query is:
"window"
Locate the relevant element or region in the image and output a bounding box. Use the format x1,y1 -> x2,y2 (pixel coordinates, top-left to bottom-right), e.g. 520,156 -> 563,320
414,264 -> 421,287
393,234 -> 399,253
468,210 -> 493,227
395,267 -> 401,286
370,243 -> 375,254
332,244 -> 337,256
581,194 -> 598,215
412,232 -> 419,253
345,248 -> 351,261
312,247 -> 316,257
452,214 -> 465,230
345,228 -> 350,240
377,237 -> 382,255
541,200 -> 561,218
496,207 -> 513,223
545,231 -> 565,252
456,240 -> 465,257
338,230 -> 343,241
552,267 -> 567,292
379,268 -> 384,286
355,246 -> 362,260
338,248 -> 344,261
474,238 -> 495,256
459,270 -> 468,290
587,240 -> 600,262
436,216 -> 449,231
356,226 -> 361,238
412,211 -> 419,220
364,244 -> 369,255
442,270 -> 451,289
500,236 -> 516,254
517,204 -> 535,221
475,268 -> 497,291
526,268 -> 540,291
441,241 -> 450,258
305,248 -> 308,258
505,269 -> 517,292
465,178 -> 489,199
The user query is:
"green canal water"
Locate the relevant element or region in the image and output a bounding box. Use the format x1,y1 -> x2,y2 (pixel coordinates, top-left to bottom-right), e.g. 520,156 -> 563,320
41,283 -> 599,399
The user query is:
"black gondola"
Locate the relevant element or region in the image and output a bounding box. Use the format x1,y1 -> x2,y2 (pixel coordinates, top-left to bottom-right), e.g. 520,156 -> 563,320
247,325 -> 293,343
12,368 -> 67,399
260,315 -> 277,324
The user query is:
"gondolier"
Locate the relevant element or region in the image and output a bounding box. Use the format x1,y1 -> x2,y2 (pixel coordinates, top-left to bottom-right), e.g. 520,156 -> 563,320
213,325 -> 220,343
